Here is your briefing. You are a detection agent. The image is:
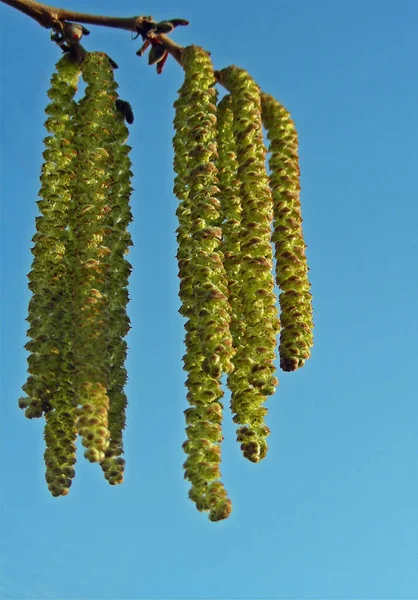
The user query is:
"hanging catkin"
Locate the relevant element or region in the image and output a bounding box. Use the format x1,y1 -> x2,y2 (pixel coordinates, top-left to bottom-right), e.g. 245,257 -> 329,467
261,93 -> 313,371
19,55 -> 81,496
217,93 -> 270,459
89,58 -> 133,486
217,67 -> 280,463
173,45 -> 233,521
72,52 -> 127,468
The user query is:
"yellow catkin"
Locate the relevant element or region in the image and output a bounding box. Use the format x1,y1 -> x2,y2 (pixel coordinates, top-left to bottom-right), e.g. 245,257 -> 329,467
71,53 -> 123,464
217,95 -> 269,455
20,55 -> 81,496
173,46 -> 233,521
217,67 -> 280,463
261,93 -> 313,371
98,75 -> 133,487
182,52 -> 234,379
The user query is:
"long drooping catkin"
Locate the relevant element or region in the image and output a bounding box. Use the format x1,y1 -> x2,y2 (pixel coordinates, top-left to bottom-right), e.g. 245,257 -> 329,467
217,94 -> 270,458
72,52 -> 126,466
261,93 -> 313,372
93,62 -> 134,487
173,45 -> 232,521
217,67 -> 280,463
19,55 -> 81,496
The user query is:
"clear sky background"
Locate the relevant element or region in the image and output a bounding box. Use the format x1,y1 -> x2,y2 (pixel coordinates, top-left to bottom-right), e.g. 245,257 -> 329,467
1,1 -> 417,599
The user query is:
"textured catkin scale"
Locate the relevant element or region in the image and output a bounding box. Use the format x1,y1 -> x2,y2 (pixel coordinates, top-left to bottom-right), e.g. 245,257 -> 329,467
71,52 -> 124,464
216,95 -> 243,345
261,93 -> 313,371
20,55 -> 80,495
217,67 -> 280,463
44,409 -> 77,496
173,45 -> 232,521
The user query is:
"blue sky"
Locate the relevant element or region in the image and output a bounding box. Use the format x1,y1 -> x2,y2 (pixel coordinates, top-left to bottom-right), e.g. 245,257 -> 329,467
1,1 -> 417,598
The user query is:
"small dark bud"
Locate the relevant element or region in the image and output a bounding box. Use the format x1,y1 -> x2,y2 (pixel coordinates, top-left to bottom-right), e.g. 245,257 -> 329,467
136,40 -> 150,56
108,57 -> 119,69
116,100 -> 134,124
64,23 -> 83,42
148,43 -> 167,65
168,19 -> 189,27
155,21 -> 175,34
156,51 -> 169,74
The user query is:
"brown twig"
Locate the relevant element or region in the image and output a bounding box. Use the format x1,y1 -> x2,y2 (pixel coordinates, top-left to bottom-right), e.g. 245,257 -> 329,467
0,0 -> 185,66
1,0 -> 146,30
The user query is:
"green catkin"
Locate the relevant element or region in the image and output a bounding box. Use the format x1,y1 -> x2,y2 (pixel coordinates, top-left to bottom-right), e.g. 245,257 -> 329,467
21,55 -> 80,419
261,93 -> 313,371
20,55 -> 81,496
182,49 -> 234,379
100,88 -> 134,486
72,52 -> 124,464
217,96 -> 270,456
173,45 -> 232,521
217,67 -> 280,463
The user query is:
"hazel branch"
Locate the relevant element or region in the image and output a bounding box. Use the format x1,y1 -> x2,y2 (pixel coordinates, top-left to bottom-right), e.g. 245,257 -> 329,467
0,0 -> 186,67
1,0 -> 145,30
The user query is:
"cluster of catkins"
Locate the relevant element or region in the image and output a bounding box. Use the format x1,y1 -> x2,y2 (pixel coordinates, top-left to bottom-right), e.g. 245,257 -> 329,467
19,53 -> 133,497
173,46 -> 313,521
19,44 -> 313,522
